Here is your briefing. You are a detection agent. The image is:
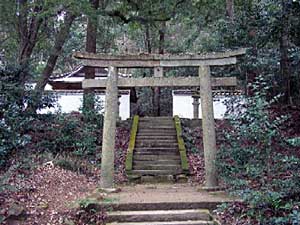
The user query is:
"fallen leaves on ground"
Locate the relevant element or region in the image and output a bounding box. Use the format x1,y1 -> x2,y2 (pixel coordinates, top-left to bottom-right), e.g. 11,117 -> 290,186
1,163 -> 98,225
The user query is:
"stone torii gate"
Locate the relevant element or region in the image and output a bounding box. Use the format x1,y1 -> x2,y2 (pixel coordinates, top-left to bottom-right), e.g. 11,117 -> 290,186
74,49 -> 246,189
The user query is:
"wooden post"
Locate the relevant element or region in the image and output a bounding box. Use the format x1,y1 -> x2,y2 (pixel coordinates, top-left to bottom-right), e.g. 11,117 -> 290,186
199,66 -> 218,188
100,66 -> 118,189
192,95 -> 200,119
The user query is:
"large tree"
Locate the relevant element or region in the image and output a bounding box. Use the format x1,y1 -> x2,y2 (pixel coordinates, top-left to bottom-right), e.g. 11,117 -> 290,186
280,0 -> 292,104
83,0 -> 100,113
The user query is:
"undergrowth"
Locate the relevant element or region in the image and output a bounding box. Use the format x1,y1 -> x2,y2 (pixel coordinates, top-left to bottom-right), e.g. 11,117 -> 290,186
216,76 -> 300,224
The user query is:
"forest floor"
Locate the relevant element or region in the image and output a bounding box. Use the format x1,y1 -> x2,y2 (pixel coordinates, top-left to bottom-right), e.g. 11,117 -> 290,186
0,163 -> 99,224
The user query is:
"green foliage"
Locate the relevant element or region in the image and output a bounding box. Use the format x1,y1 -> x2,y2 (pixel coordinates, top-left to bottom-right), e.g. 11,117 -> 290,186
34,110 -> 103,159
30,94 -> 104,160
217,76 -> 300,224
287,137 -> 300,147
0,66 -> 55,167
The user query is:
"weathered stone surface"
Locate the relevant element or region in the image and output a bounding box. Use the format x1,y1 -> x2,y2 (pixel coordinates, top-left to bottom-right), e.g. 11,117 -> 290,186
107,209 -> 211,223
176,174 -> 189,183
74,49 -> 246,61
199,66 -> 218,188
100,66 -> 118,189
74,49 -> 246,68
107,221 -> 214,225
82,77 -> 237,89
192,95 -> 200,119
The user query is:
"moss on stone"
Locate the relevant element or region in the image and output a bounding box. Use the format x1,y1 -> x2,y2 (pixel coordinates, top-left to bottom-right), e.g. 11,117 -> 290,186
125,115 -> 139,172
174,115 -> 189,172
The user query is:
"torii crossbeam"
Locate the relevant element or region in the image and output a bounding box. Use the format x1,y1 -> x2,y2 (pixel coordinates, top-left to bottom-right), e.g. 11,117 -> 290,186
74,49 -> 246,190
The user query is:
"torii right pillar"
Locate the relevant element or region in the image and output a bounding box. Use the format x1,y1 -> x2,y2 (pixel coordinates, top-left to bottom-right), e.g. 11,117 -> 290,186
199,65 -> 219,188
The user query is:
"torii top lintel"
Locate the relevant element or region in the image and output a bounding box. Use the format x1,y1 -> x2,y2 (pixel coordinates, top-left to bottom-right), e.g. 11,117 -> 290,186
73,48 -> 246,68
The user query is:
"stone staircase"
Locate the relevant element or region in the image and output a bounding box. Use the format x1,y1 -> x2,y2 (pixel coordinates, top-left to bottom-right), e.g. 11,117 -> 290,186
130,117 -> 185,180
106,202 -> 215,225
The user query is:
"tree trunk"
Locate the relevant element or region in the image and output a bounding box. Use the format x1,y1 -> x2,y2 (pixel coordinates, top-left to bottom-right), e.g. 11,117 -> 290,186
31,11 -> 76,111
280,0 -> 292,104
226,0 -> 234,21
152,21 -> 166,116
145,23 -> 152,53
17,0 -> 43,84
83,0 -> 100,113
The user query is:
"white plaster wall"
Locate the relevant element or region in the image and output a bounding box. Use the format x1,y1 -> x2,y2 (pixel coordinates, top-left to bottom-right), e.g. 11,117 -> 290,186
40,93 -> 130,120
172,95 -> 229,119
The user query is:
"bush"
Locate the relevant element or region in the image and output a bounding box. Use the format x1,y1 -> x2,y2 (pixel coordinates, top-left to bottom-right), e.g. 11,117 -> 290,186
0,66 -> 104,168
0,66 -> 55,167
31,111 -> 103,159
217,76 -> 300,224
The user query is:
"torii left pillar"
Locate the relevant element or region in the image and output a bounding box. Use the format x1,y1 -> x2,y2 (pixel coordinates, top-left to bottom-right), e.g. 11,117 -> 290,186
100,66 -> 118,189
199,66 -> 219,188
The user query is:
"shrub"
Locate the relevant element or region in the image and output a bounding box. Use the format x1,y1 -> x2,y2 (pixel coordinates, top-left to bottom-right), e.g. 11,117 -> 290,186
217,76 -> 300,224
31,111 -> 103,159
0,66 -> 55,167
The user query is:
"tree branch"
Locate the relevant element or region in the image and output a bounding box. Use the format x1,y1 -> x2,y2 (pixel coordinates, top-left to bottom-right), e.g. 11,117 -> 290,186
104,0 -> 187,24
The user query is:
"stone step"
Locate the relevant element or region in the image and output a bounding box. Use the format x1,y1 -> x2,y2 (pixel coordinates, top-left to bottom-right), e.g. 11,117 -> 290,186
134,149 -> 180,155
139,117 -> 174,122
137,131 -> 176,135
138,128 -> 175,131
135,147 -> 178,151
138,122 -> 175,126
135,152 -> 179,157
136,135 -> 177,140
139,125 -> 175,128
131,170 -> 182,176
136,139 -> 177,143
107,209 -> 211,223
133,164 -> 181,170
136,141 -> 177,146
139,117 -> 174,121
134,155 -> 181,160
134,151 -> 179,156
138,125 -> 175,130
135,143 -> 178,148
137,132 -> 177,136
135,148 -> 178,152
134,159 -> 181,165
108,202 -> 221,211
107,221 -> 214,225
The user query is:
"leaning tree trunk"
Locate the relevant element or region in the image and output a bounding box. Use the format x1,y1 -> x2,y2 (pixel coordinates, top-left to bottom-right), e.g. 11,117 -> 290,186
280,0 -> 292,105
83,0 -> 100,113
30,11 -> 76,111
16,0 -> 43,105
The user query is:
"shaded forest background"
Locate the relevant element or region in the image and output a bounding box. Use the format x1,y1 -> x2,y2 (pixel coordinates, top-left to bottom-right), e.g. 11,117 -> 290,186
1,0 -> 300,107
